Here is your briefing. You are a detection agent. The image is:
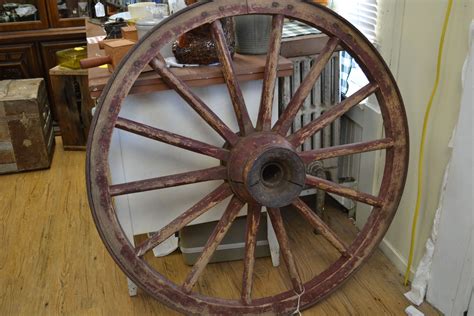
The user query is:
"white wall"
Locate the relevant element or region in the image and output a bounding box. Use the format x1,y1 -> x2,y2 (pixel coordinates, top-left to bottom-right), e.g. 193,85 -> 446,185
426,27 -> 473,311
376,0 -> 473,277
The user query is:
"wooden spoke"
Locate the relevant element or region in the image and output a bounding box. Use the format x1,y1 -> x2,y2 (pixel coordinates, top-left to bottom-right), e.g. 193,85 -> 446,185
241,203 -> 262,304
267,208 -> 303,293
149,56 -> 239,145
299,138 -> 395,163
135,184 -> 232,257
182,196 -> 245,293
211,20 -> 254,136
289,83 -> 379,147
306,175 -> 384,207
273,37 -> 340,135
115,117 -> 230,161
109,166 -> 227,197
292,198 -> 347,254
256,14 -> 285,131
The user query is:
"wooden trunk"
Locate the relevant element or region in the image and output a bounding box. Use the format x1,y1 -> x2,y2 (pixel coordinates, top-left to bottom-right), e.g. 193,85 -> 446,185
0,79 -> 54,174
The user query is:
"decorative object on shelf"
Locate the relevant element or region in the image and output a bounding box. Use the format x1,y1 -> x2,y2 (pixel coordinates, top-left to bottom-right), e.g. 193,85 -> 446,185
78,1 -> 89,17
57,0 -> 78,18
108,11 -> 131,22
135,18 -> 160,38
0,2 -> 31,23
0,79 -> 54,174
127,1 -> 155,20
94,0 -> 106,18
56,47 -> 88,69
80,39 -> 135,71
172,0 -> 235,65
86,1 -> 409,314
15,4 -> 38,21
104,18 -> 128,39
121,25 -> 138,41
153,3 -> 169,19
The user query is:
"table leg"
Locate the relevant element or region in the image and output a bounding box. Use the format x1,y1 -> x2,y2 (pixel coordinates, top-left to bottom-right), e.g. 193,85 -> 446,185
266,211 -> 280,267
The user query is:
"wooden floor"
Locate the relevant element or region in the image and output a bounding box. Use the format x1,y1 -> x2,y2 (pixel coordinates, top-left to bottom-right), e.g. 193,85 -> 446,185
0,138 -> 439,315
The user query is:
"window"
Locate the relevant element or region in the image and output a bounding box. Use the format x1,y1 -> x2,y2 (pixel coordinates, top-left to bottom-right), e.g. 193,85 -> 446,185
332,0 -> 380,97
332,0 -> 379,44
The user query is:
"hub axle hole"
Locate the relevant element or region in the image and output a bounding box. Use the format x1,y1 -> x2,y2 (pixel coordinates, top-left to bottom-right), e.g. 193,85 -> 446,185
261,163 -> 284,187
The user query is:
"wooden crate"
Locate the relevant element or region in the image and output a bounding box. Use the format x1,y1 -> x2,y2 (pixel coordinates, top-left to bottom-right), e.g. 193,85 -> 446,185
49,66 -> 95,150
0,79 -> 54,174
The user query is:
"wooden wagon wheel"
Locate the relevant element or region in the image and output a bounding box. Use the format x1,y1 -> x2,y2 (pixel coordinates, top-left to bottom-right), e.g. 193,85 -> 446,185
86,1 -> 409,314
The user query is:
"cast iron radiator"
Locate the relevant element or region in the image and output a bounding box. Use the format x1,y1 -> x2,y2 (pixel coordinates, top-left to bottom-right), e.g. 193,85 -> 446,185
278,53 -> 357,214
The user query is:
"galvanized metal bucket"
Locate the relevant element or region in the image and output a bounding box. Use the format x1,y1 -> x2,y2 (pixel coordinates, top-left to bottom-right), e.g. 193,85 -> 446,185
234,15 -> 272,55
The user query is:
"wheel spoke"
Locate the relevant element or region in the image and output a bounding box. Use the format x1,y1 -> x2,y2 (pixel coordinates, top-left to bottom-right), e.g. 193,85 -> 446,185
182,196 -> 245,293
289,83 -> 379,147
211,20 -> 254,136
135,183 -> 232,257
306,175 -> 383,207
109,166 -> 227,197
273,37 -> 340,135
267,208 -> 303,292
241,203 -> 262,304
299,138 -> 394,163
292,198 -> 347,253
116,117 -> 230,161
149,56 -> 239,145
256,14 -> 285,131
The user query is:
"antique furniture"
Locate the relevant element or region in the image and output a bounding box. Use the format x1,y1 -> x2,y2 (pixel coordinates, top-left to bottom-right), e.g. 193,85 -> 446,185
0,0 -> 86,123
0,78 -> 54,174
48,66 -> 94,150
86,1 -> 409,314
0,0 -> 48,32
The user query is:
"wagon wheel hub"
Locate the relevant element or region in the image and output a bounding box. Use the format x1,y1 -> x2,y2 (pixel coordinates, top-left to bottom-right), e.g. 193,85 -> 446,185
228,132 -> 305,207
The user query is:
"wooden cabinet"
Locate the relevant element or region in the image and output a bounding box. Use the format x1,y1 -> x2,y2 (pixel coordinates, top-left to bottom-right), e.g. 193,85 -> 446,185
0,0 -> 85,31
47,0 -> 87,28
0,0 -> 49,32
0,1 -> 86,124
0,44 -> 42,80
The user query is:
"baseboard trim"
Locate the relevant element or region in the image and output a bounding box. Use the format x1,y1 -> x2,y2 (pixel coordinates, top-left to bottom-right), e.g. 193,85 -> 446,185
379,238 -> 415,280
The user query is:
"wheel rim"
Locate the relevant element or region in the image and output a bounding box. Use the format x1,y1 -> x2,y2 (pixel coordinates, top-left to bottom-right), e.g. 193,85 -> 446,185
86,1 -> 409,314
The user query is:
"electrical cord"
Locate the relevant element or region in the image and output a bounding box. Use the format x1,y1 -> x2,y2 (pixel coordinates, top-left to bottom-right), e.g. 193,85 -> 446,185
404,0 -> 454,286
